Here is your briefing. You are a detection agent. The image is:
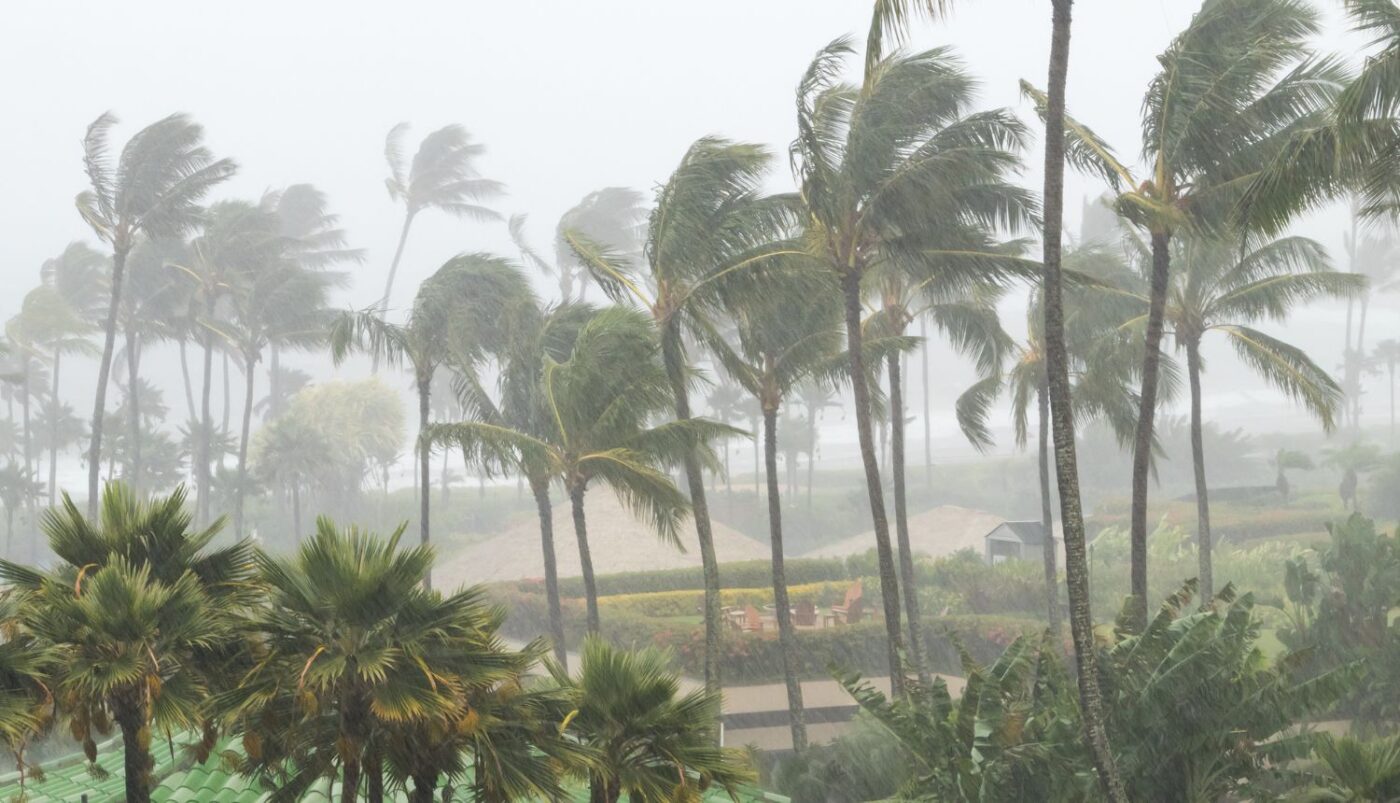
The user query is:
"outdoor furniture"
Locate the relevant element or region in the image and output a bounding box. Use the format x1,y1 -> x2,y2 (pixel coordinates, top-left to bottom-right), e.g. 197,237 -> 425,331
795,600 -> 818,627
827,581 -> 865,625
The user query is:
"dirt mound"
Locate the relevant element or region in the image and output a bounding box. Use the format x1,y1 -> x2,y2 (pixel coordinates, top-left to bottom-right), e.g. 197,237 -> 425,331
436,491 -> 772,586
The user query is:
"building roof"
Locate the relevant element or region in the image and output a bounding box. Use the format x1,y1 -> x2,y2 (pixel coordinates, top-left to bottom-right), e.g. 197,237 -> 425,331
986,521 -> 1048,544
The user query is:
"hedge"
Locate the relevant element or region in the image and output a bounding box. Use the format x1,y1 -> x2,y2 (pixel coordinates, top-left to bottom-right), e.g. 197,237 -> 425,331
531,558 -> 853,597
597,581 -> 855,618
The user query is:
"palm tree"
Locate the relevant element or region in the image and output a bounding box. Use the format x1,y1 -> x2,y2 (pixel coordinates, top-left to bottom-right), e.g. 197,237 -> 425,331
0,483 -> 251,803
1340,215 -> 1399,434
39,243 -> 106,504
226,518 -> 527,803
332,254 -> 533,587
379,124 -> 502,326
75,113 -> 235,516
1374,339 -> 1400,443
250,412 -> 334,539
0,595 -> 56,796
510,187 -> 645,303
788,31 -> 1036,694
1034,0 -> 1127,797
1155,234 -> 1359,598
550,637 -> 755,803
0,463 -> 42,555
1025,0 -> 1343,628
1305,733 -> 1400,801
565,137 -> 795,694
428,307 -> 733,634
711,276 -> 846,753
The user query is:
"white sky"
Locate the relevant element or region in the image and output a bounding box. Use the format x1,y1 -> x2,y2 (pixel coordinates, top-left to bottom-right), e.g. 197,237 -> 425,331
0,0 -> 1391,459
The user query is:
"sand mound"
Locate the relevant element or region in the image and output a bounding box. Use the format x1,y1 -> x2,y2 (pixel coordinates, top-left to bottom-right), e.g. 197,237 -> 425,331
805,504 -> 1057,561
436,491 -> 771,586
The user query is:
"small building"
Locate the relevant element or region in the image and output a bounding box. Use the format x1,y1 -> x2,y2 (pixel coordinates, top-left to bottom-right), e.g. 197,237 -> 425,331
984,521 -> 1050,564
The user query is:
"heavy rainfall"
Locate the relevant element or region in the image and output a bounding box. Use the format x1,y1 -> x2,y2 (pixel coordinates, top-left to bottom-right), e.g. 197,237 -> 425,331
4,0 -> 1400,800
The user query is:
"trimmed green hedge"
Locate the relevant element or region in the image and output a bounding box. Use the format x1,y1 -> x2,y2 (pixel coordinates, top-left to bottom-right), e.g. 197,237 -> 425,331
530,558 -> 853,598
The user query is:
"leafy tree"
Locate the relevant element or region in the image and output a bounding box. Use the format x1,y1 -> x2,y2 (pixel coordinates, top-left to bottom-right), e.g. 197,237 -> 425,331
1325,442 -> 1384,512
565,136 -> 793,695
379,123 -> 502,327
550,637 -> 755,803
1025,0 -> 1344,628
0,483 -> 251,803
1273,448 -> 1315,500
75,113 -> 235,516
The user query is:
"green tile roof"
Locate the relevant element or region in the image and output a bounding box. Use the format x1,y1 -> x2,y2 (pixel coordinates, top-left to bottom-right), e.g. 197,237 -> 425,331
0,739 -> 788,803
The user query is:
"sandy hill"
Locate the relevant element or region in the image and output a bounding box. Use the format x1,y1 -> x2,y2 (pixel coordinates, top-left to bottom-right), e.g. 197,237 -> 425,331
436,491 -> 772,586
804,504 -> 1066,563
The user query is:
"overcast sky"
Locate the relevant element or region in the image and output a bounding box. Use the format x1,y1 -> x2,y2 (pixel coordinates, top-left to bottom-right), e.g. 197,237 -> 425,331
0,0 -> 1390,452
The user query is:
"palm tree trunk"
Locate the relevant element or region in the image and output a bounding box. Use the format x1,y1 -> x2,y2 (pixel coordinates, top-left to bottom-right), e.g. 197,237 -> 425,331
125,329 -> 141,490
179,339 -> 198,426
114,687 -> 153,803
221,349 -> 232,451
921,318 -> 932,490
1037,381 -> 1061,637
365,750 -> 384,803
888,353 -> 928,683
373,211 -> 416,373
417,372 -> 432,589
268,345 -> 281,421
440,448 -> 450,507
199,313 -> 216,526
840,273 -> 905,697
48,349 -> 60,507
532,475 -> 567,667
1186,339 -> 1214,602
570,484 -> 600,633
1389,359 -> 1395,444
234,351 -> 257,538
1343,294 -> 1357,433
1127,229 -> 1172,632
410,773 -> 436,803
1040,2 -> 1126,799
763,406 -> 808,752
660,326 -> 723,696
88,247 -> 127,517
806,409 -> 816,513
1356,295 -> 1371,431
21,359 -> 32,481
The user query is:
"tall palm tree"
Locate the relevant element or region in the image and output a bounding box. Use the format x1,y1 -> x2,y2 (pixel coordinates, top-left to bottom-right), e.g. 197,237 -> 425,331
331,254 -> 534,586
428,307 -> 733,634
1035,0 -> 1127,797
75,113 -> 235,516
379,124 -> 502,324
0,483 -> 251,803
1024,0 -> 1343,627
1340,215 -> 1399,433
38,243 -> 106,504
549,637 -> 755,803
1151,234 -> 1359,598
226,518 -> 527,803
710,276 -> 846,754
565,137 -> 795,694
119,236 -> 189,492
789,32 -> 1036,694
510,187 -> 646,303
1375,338 -> 1400,443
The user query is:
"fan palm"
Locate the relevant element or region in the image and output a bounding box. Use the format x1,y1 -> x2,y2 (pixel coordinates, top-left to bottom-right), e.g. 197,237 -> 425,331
379,123 -> 502,325
1024,0 -> 1345,628
565,137 -> 796,693
0,483 -> 251,803
1148,234 -> 1359,597
428,306 -> 734,634
549,637 -> 755,803
711,275 -> 847,753
224,518 -> 528,803
331,254 -> 534,587
788,30 -> 1037,695
75,113 -> 235,516
1304,733 -> 1400,801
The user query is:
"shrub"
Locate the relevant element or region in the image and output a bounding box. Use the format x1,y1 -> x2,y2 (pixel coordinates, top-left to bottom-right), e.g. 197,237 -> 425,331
537,558 -> 852,597
597,581 -> 855,618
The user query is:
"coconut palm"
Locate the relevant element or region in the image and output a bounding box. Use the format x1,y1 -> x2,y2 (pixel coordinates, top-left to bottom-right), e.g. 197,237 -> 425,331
788,30 -> 1037,694
565,137 -> 796,694
6,292 -> 67,489
1024,0 -> 1344,629
38,243 -> 106,503
379,123 -> 502,324
550,637 -> 755,803
0,463 -> 42,556
1374,339 -> 1400,443
75,113 -> 235,516
1033,0 -> 1127,796
1339,216 -> 1400,434
710,276 -> 846,753
331,254 -> 534,587
225,518 -> 527,803
1149,234 -> 1360,597
0,483 -> 251,803
510,187 -> 646,303
428,307 -> 734,634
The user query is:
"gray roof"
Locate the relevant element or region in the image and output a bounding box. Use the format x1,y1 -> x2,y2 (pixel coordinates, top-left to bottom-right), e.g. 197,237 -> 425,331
986,521 -> 1047,544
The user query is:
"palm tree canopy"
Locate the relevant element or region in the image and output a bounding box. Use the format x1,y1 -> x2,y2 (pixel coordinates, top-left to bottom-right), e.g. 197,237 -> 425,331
384,123 -> 503,221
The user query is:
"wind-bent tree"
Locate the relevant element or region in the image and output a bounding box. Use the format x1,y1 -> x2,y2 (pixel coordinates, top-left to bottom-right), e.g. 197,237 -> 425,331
1024,0 -> 1343,627
566,137 -> 793,694
1153,234 -> 1359,598
1339,216 -> 1399,433
1035,0 -> 1128,797
428,307 -> 733,634
789,31 -> 1036,693
331,254 -> 534,586
711,276 -> 846,753
119,237 -> 188,491
38,243 -> 106,505
1375,338 -> 1400,442
76,113 -> 235,516
510,187 -> 646,303
0,483 -> 251,803
550,637 -> 755,803
379,124 -> 502,324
